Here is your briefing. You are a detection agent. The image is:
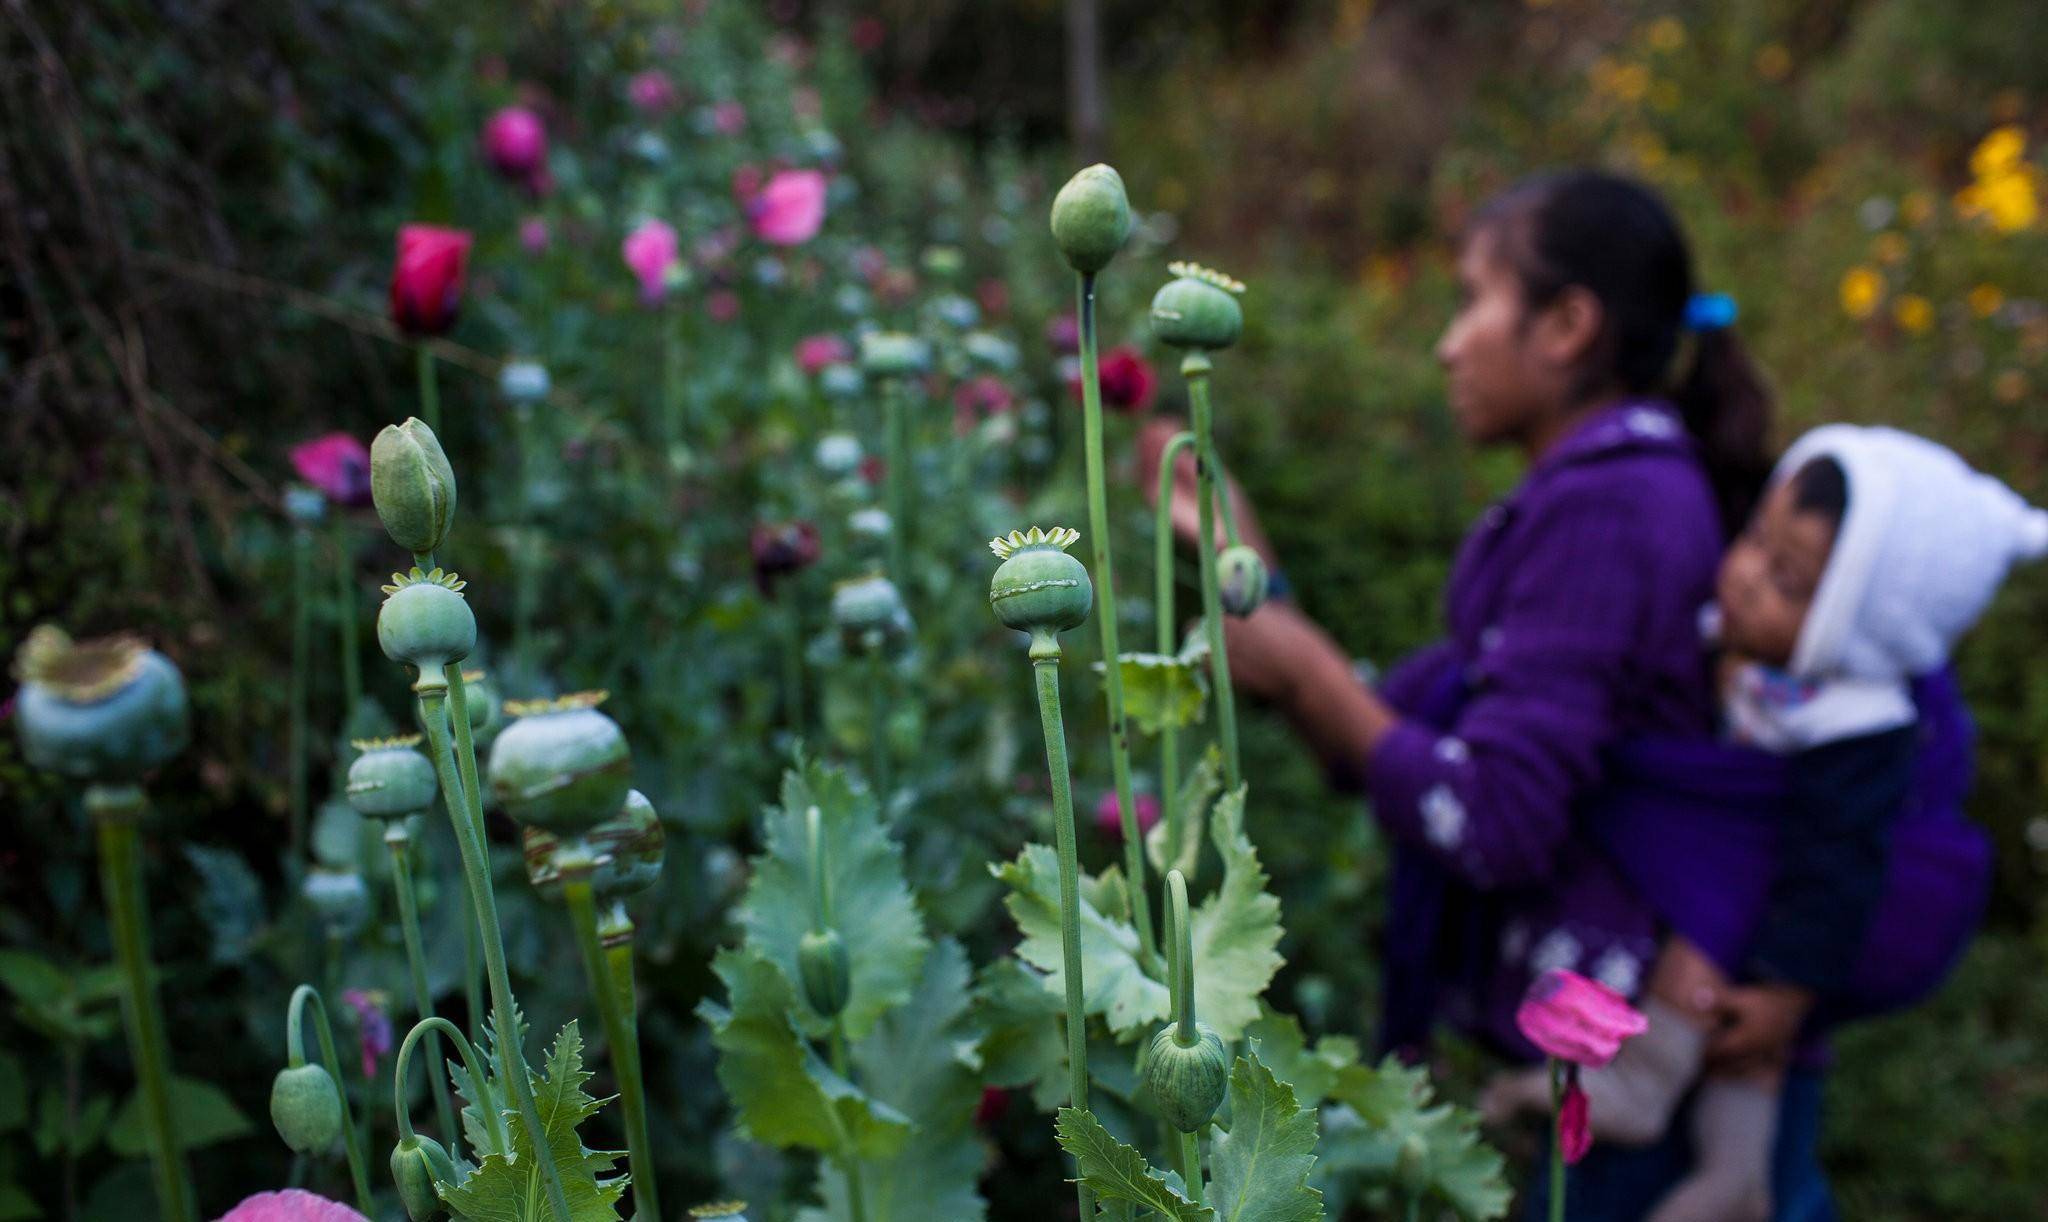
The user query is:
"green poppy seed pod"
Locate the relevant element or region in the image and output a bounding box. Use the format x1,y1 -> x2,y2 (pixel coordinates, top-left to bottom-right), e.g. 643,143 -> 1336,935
11,627 -> 189,782
1141,1023 -> 1229,1132
460,669 -> 501,740
1216,545 -> 1270,617
987,527 -> 1092,637
391,1133 -> 457,1221
487,692 -> 632,836
1050,164 -> 1133,274
522,825 -> 567,904
588,788 -> 665,900
345,735 -> 438,820
858,331 -> 932,378
302,868 -> 370,939
831,575 -> 908,653
1150,262 -> 1246,351
370,418 -> 458,555
270,1061 -> 343,1153
797,928 -> 852,1018
377,570 -> 476,679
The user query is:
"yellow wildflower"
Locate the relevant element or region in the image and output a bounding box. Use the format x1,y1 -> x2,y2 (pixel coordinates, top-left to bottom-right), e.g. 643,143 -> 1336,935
1872,232 -> 1909,264
1893,294 -> 1934,335
1839,266 -> 1884,319
1968,284 -> 2005,319
1970,126 -> 2026,179
1591,57 -> 1651,104
1956,170 -> 2040,234
1646,18 -> 1686,52
1755,44 -> 1792,82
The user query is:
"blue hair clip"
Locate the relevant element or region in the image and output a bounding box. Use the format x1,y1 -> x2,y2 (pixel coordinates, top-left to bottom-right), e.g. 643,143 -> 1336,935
1684,292 -> 1738,332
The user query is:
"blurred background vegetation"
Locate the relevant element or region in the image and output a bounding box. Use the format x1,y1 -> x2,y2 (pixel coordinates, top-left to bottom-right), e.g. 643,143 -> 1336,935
5,1 -> 2048,1218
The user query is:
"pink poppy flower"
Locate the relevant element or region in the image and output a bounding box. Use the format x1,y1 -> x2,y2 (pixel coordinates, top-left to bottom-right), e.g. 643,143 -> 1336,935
1093,791 -> 1161,840
217,1189 -> 370,1222
1044,313 -> 1080,355
340,988 -> 392,1079
749,169 -> 828,246
622,219 -> 680,306
952,375 -> 1015,433
712,100 -> 747,135
481,106 -> 547,184
1068,345 -> 1156,414
519,215 -> 550,254
1515,968 -> 1648,1068
706,290 -> 740,323
389,225 -> 473,337
1558,1074 -> 1593,1165
289,433 -> 372,507
794,334 -> 851,375
628,69 -> 676,114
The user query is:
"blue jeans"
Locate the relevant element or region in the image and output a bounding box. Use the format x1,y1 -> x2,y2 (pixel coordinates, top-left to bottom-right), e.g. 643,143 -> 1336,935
1521,1066 -> 1836,1222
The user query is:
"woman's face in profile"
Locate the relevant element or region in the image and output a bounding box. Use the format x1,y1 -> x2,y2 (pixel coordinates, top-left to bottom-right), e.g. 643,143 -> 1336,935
1435,227 -> 1570,448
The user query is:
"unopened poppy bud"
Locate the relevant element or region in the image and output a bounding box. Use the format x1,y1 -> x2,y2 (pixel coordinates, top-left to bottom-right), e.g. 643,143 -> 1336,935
12,627 -> 189,782
988,527 -> 1092,638
797,928 -> 852,1018
346,735 -> 438,820
376,569 -> 476,681
1050,164 -> 1133,274
488,692 -> 632,836
390,1133 -> 456,1221
270,1062 -> 343,1153
1150,262 -> 1245,351
1140,1023 -> 1228,1132
370,418 -> 458,555
858,331 -> 931,378
1216,546 -> 1269,617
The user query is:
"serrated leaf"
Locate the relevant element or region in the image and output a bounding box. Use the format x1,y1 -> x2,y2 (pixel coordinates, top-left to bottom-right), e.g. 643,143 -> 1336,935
798,940 -> 987,1222
995,844 -> 1167,1037
450,1003 -> 528,1160
696,948 -> 912,1160
736,757 -> 929,1040
1241,1010 -> 1361,1109
1055,1106 -> 1213,1221
1319,1057 -> 1510,1222
107,1075 -> 250,1155
1188,788 -> 1285,1041
1103,652 -> 1208,735
439,1021 -> 628,1222
1209,1052 -> 1324,1222
1148,747 -> 1222,884
974,957 -> 1068,1111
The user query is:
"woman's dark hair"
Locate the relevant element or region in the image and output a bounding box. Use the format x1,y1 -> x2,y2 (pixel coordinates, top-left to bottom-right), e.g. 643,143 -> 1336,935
1473,170 -> 1774,534
1790,455 -> 1847,526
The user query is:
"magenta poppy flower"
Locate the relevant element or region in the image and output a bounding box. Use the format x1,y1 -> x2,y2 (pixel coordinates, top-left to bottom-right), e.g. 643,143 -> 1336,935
952,375 -> 1015,433
1093,791 -> 1161,840
1515,968 -> 1648,1068
749,169 -> 828,247
481,106 -> 547,184
628,69 -> 676,114
389,225 -> 473,337
712,100 -> 747,135
794,334 -> 851,375
622,219 -> 680,306
1558,1074 -> 1593,1165
1045,313 -> 1080,355
340,988 -> 392,1079
217,1189 -> 370,1222
289,433 -> 372,507
519,215 -> 550,254
749,520 -> 822,596
1069,345 -> 1156,414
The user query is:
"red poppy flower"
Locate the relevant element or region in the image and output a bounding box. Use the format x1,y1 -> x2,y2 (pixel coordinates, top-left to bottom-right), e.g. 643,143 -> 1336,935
389,225 -> 473,337
1068,345 -> 1156,413
750,521 -> 821,596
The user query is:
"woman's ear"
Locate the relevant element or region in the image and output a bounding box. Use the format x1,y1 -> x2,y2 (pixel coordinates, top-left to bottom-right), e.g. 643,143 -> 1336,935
1533,284 -> 1606,371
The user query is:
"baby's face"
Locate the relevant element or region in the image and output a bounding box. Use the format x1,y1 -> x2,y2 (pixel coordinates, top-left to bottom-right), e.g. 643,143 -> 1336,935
1716,479 -> 1837,667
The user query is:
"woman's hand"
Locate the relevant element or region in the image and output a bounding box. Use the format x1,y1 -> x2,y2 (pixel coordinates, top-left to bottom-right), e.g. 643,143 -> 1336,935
1220,601 -> 1327,702
1135,417 -> 1276,561
1704,982 -> 1814,1072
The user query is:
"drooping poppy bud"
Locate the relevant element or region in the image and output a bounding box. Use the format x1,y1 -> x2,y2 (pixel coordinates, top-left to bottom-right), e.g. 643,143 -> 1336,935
1049,164 -> 1133,275
369,418 -> 458,556
1216,546 -> 1270,617
270,1062 -> 344,1153
389,225 -> 473,337
390,1133 -> 457,1221
1141,1022 -> 1229,1132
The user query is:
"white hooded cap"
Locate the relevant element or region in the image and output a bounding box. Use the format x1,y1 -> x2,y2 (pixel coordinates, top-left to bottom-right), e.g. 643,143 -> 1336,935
1778,424 -> 2048,681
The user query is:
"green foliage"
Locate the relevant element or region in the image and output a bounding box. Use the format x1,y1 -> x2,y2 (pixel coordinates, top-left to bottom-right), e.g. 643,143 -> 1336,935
1055,1106 -> 1210,1222
441,1022 -> 627,1222
1110,652 -> 1209,736
1207,1053 -> 1325,1222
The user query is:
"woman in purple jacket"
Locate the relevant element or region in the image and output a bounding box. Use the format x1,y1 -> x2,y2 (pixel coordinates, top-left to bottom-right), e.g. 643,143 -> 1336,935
1148,170 -> 1810,1218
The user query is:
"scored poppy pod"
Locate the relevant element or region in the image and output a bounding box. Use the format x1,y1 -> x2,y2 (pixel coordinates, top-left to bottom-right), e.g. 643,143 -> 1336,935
389,225 -> 473,337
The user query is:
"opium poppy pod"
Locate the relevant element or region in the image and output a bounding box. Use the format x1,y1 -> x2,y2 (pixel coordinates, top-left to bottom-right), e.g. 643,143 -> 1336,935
376,570 -> 477,680
270,1062 -> 344,1154
1141,1022 -> 1228,1132
1216,545 -> 1270,617
389,225 -> 473,337
1049,164 -> 1133,275
988,526 -> 1092,638
1150,262 -> 1245,352
488,692 -> 632,837
12,627 -> 189,783
344,735 -> 438,821
1515,967 -> 1649,1068
524,788 -> 665,903
390,1133 -> 456,1221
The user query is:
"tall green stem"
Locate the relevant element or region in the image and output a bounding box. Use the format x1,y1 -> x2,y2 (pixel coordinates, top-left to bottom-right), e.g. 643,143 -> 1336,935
827,1027 -> 869,1222
564,877 -> 656,1220
1185,355 -> 1242,790
89,788 -> 195,1222
418,683 -> 575,1222
1180,1130 -> 1205,1207
332,520 -> 362,725
882,376 -> 908,593
1155,430 -> 1198,870
417,346 -> 440,434
781,602 -> 805,737
289,526 -> 311,876
1076,274 -> 1156,959
418,689 -> 486,1045
385,823 -> 459,1153
285,985 -> 374,1213
1549,1059 -> 1566,1222
599,906 -> 656,1222
867,648 -> 890,803
393,1015 -> 504,1152
1028,637 -> 1095,1221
